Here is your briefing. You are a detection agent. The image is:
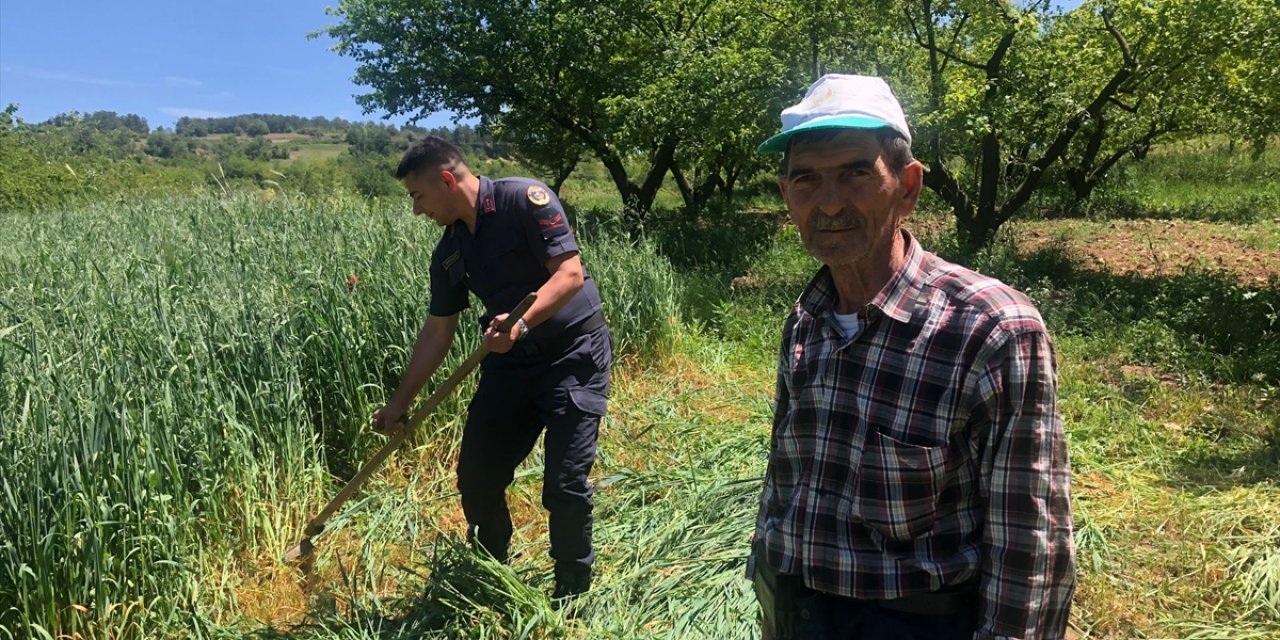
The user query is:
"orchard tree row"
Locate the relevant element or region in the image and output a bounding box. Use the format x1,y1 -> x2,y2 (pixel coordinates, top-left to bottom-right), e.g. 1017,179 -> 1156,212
327,0 -> 1279,244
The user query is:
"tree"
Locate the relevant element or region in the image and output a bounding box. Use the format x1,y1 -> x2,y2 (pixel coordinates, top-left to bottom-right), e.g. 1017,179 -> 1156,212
884,0 -> 1257,245
145,130 -> 192,159
494,113 -> 586,194
1205,0 -> 1280,160
1050,0 -> 1267,205
119,113 -> 150,136
244,136 -> 276,161
245,118 -> 270,137
175,117 -> 209,137
325,0 -> 791,230
346,124 -> 394,156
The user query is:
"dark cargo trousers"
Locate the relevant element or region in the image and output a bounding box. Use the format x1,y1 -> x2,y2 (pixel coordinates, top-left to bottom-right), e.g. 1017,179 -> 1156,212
456,325 -> 611,585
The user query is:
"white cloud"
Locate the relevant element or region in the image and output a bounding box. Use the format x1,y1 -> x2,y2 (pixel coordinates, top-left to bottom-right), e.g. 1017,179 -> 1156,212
159,107 -> 229,119
7,65 -> 143,87
163,76 -> 203,87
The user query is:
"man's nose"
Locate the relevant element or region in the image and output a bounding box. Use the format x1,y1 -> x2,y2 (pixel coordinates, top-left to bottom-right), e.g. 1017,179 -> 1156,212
816,180 -> 845,216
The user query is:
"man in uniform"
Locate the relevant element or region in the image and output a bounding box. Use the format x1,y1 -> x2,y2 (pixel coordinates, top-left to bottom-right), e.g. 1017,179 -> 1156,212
748,75 -> 1075,639
374,136 -> 610,599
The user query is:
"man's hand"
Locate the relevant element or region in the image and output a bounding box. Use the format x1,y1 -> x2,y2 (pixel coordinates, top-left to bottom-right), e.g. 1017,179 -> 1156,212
483,313 -> 521,354
372,400 -> 409,436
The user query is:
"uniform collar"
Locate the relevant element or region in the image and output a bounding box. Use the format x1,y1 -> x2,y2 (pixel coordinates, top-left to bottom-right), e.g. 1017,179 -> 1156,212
476,176 -> 496,217
798,228 -> 924,324
451,176 -> 495,239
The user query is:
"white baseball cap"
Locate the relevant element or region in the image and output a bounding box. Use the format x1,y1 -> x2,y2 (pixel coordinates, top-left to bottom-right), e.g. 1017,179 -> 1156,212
758,74 -> 912,154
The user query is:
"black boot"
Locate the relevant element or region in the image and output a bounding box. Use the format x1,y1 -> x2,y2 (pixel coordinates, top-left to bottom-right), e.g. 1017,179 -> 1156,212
552,565 -> 592,601
467,524 -> 510,564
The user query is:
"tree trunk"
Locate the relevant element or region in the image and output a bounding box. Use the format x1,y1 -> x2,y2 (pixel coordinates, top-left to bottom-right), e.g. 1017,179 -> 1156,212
550,154 -> 579,194
600,137 -> 678,238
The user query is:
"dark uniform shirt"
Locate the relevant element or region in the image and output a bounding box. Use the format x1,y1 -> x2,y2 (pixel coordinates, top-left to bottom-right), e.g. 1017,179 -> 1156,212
428,176 -> 603,349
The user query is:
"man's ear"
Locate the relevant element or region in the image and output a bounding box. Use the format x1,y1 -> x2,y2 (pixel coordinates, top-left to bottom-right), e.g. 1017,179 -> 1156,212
899,161 -> 924,211
440,169 -> 458,190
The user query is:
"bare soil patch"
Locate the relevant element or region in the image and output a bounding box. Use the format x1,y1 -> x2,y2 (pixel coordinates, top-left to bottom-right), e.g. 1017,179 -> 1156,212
907,215 -> 1279,286
1015,219 -> 1280,286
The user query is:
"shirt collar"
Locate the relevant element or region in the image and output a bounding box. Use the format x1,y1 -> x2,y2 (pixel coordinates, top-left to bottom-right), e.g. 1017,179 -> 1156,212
797,228 -> 925,324
454,176 -> 494,239
475,175 -> 495,217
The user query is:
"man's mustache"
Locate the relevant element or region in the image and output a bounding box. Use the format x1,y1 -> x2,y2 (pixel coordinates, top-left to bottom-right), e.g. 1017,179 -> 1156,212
810,211 -> 861,231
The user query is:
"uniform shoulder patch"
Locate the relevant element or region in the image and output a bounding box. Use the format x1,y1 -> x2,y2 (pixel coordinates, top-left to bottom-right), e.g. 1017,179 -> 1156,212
526,184 -> 551,207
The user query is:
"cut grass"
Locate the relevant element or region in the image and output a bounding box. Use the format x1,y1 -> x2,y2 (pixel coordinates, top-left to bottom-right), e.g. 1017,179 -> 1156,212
1058,353 -> 1279,636
216,328 -> 1278,639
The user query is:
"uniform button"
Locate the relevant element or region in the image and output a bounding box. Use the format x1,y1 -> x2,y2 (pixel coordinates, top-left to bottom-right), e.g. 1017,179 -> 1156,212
800,609 -> 811,620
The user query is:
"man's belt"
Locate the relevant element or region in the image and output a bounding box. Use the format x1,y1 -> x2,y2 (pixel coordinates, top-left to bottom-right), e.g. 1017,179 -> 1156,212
753,541 -> 977,639
873,582 -> 977,615
512,309 -> 606,356
575,308 -> 607,335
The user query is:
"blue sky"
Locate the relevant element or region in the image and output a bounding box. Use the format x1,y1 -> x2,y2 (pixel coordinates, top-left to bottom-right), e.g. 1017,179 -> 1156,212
0,1 -> 455,129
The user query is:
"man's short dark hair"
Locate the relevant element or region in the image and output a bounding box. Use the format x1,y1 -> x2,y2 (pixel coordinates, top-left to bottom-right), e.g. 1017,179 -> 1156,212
781,127 -> 915,176
396,136 -> 467,179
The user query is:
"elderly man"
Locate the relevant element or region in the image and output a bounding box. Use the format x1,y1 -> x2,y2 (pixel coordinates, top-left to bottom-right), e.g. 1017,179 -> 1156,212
748,75 -> 1075,639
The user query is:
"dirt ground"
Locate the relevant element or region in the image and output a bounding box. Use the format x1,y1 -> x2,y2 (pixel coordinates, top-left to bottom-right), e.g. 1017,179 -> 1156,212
909,216 -> 1280,286
1018,219 -> 1280,286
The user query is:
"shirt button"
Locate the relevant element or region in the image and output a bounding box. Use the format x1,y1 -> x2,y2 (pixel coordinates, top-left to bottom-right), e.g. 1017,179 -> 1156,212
800,609 -> 811,620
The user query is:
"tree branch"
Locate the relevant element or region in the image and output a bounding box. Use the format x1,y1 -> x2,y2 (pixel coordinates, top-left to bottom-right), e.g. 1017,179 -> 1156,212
1107,96 -> 1139,113
912,32 -> 986,71
939,14 -> 971,74
923,161 -> 974,226
992,9 -> 1141,226
1102,9 -> 1134,67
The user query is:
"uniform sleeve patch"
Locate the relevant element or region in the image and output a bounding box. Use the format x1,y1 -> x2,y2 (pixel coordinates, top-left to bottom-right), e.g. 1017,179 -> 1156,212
535,209 -> 568,235
526,184 -> 551,206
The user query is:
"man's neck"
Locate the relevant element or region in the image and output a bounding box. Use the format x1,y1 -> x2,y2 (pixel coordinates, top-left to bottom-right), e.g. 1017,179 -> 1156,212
456,174 -> 481,233
827,230 -> 906,314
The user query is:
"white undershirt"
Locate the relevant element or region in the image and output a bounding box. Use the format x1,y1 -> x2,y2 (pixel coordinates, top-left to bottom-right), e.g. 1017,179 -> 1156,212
833,312 -> 862,340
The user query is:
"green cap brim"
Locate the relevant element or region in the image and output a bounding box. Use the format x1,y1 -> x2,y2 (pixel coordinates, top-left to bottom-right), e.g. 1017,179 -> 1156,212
756,115 -> 894,154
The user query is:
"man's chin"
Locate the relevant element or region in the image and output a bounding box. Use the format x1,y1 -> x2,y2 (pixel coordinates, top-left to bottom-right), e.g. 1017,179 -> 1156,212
808,244 -> 868,266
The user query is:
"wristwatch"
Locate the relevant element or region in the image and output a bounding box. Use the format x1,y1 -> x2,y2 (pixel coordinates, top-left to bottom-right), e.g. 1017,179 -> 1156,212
516,318 -> 529,341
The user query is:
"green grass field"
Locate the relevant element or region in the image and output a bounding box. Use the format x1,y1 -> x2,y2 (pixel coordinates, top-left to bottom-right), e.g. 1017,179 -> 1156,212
286,143 -> 350,164
1094,138 -> 1280,224
2,145 -> 1278,638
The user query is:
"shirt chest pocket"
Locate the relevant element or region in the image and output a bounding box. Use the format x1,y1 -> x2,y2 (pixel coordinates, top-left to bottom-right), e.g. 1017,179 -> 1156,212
847,429 -> 947,541
441,247 -> 468,287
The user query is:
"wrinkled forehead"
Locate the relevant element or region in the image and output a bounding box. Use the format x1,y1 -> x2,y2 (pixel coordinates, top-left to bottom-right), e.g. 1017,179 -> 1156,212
784,128 -> 886,171
788,127 -> 884,155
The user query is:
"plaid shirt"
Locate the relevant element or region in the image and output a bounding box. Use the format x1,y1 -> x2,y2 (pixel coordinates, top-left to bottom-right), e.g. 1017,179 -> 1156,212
754,230 -> 1075,640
